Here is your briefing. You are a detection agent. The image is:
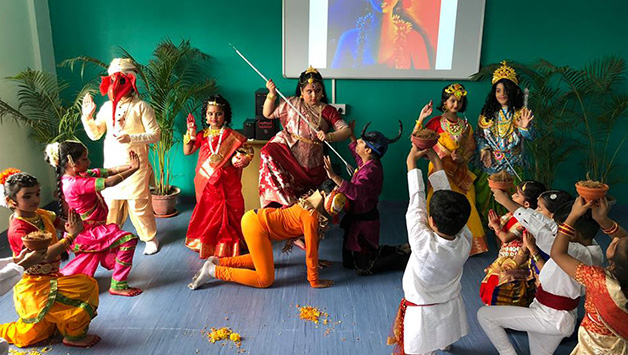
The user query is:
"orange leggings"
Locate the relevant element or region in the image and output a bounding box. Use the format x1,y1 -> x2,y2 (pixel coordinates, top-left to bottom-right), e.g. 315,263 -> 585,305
215,211 -> 275,288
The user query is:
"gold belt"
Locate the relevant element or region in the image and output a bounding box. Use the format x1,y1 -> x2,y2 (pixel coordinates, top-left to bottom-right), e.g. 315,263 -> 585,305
291,132 -> 321,145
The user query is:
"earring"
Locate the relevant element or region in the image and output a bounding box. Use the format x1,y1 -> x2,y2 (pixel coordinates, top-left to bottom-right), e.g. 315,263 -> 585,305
300,94 -> 303,99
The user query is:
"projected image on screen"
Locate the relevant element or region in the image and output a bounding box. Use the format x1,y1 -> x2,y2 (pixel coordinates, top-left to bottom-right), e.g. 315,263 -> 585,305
328,0 -> 443,70
283,0 -> 485,80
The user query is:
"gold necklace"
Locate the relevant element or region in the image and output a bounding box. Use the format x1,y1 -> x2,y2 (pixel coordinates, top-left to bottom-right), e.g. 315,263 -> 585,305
14,214 -> 43,229
441,117 -> 463,141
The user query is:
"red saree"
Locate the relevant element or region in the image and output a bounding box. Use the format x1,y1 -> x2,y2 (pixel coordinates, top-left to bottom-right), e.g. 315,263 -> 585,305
185,128 -> 252,259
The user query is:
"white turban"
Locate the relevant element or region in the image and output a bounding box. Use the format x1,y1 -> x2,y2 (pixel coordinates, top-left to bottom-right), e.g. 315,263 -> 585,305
108,58 -> 137,76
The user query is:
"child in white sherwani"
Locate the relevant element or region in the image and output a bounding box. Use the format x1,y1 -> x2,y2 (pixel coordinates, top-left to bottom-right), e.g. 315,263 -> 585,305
388,146 -> 472,355
0,250 -> 45,355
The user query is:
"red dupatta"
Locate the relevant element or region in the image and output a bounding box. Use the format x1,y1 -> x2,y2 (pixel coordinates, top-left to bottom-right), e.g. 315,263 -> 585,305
193,128 -> 247,201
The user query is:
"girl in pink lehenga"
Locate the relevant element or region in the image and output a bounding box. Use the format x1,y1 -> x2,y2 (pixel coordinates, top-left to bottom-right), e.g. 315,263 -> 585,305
45,140 -> 143,297
259,66 -> 351,207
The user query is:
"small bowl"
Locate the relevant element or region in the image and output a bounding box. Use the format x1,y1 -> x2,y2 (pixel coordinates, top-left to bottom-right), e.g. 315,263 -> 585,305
488,178 -> 514,191
21,232 -> 52,251
575,182 -> 609,203
411,135 -> 438,150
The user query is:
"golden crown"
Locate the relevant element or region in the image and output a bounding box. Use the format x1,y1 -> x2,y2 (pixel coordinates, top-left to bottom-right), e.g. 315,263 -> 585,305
444,83 -> 467,99
207,100 -> 224,107
305,66 -> 319,75
492,61 -> 518,85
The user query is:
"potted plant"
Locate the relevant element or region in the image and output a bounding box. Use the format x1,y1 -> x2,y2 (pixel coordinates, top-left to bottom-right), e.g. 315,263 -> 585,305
487,171 -> 514,191
0,69 -> 96,217
0,68 -> 94,144
575,173 -> 609,202
410,127 -> 439,150
61,38 -> 217,216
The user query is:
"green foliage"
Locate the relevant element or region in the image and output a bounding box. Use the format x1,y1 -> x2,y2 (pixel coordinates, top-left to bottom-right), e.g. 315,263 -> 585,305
471,56 -> 628,185
0,69 -> 96,144
60,38 -> 217,195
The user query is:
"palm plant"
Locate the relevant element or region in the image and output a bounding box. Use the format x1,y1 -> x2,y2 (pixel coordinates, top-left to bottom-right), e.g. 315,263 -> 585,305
61,38 -> 217,195
538,57 -> 628,184
0,69 -> 95,144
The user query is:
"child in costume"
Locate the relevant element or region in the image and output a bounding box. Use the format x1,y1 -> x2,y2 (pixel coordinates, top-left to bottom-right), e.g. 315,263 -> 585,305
183,95 -> 254,258
474,61 -> 535,223
81,58 -> 160,255
188,181 -> 345,290
551,197 -> 628,354
0,169 -> 100,349
0,243 -> 46,355
45,141 -> 143,297
477,189 -> 604,355
323,121 -> 410,275
415,83 -> 487,255
388,146 -> 471,355
259,67 -> 351,207
480,180 -> 546,306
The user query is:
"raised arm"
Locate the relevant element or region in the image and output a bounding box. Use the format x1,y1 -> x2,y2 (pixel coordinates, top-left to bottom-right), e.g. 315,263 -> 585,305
263,79 -> 278,118
550,198 -> 593,278
81,93 -> 106,141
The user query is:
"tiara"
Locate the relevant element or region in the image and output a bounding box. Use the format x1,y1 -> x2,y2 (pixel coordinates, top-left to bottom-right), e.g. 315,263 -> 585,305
492,61 -> 518,85
206,100 -> 224,107
445,83 -> 467,99
305,66 -> 319,75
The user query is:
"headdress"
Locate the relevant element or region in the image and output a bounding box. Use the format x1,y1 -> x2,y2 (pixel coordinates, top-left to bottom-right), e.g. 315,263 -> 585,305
0,168 -> 21,208
360,121 -> 403,158
324,189 -> 348,219
107,58 -> 137,76
300,66 -> 322,85
206,100 -> 225,107
100,58 -> 139,128
45,142 -> 60,167
492,61 -> 518,85
444,83 -> 467,100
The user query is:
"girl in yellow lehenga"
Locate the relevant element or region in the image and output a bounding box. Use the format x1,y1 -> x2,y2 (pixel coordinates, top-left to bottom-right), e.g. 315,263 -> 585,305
0,169 -> 100,348
414,84 -> 487,255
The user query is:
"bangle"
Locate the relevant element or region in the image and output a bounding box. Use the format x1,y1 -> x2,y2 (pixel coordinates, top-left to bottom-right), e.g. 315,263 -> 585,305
558,223 -> 576,238
517,248 -> 529,256
116,173 -> 125,182
183,132 -> 192,145
327,132 -> 334,142
266,93 -> 276,100
601,221 -> 619,235
532,253 -> 542,263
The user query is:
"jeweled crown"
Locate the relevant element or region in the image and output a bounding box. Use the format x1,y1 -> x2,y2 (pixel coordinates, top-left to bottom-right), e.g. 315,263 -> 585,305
445,83 -> 467,99
492,61 -> 518,85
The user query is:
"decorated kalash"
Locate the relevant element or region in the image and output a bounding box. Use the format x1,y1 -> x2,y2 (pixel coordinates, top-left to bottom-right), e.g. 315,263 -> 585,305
474,61 -> 536,223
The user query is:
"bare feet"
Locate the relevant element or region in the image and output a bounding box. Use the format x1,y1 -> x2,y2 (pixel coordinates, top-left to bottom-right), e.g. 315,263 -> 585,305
188,259 -> 215,290
109,287 -> 143,297
63,334 -> 101,348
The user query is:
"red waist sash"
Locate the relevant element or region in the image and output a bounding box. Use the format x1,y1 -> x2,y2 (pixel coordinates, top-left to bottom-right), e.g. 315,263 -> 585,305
536,285 -> 580,311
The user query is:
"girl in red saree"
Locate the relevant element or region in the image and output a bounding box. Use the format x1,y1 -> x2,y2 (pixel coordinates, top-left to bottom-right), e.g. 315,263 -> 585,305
259,67 -> 351,207
551,197 -> 628,354
184,95 -> 254,259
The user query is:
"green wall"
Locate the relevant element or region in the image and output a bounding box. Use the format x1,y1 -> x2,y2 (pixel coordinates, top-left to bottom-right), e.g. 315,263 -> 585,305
48,0 -> 628,201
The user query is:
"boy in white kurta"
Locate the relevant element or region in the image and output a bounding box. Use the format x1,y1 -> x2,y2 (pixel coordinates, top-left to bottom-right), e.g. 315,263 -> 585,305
389,146 -> 472,355
82,58 -> 160,255
0,250 -> 45,355
477,190 -> 604,355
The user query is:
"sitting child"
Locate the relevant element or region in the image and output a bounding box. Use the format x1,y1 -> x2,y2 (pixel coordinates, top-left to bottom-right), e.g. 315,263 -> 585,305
323,120 -> 409,275
551,197 -> 628,354
388,146 -> 471,355
0,249 -> 46,355
477,189 -> 604,355
189,180 -> 345,290
0,169 -> 100,348
480,180 -> 546,306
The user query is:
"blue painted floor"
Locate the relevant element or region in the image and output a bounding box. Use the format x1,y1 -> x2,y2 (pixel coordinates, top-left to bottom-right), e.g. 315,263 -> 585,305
0,201 -> 619,355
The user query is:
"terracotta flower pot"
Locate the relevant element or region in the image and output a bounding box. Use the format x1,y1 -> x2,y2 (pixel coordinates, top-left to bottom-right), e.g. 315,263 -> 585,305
575,182 -> 609,202
411,135 -> 438,150
488,178 -> 514,191
151,186 -> 181,218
